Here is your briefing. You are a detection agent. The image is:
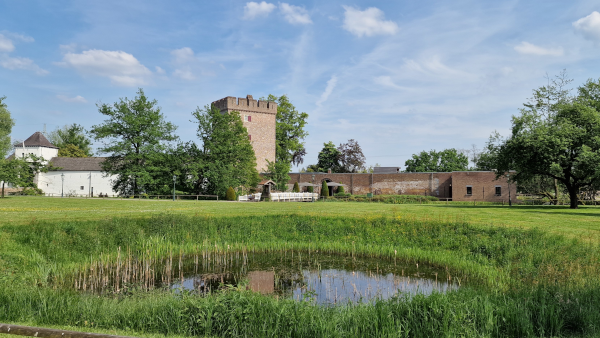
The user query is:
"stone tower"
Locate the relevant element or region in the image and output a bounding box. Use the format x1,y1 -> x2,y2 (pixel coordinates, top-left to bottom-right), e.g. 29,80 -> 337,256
212,95 -> 277,172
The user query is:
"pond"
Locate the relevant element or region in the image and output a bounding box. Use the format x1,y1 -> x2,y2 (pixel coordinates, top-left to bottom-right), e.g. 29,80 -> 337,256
70,251 -> 463,305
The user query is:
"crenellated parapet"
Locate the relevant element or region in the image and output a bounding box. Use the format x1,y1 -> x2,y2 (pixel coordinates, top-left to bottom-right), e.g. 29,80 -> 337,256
212,95 -> 277,114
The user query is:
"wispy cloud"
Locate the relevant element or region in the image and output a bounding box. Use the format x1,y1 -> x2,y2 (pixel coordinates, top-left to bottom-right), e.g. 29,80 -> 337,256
280,3 -> 312,25
573,11 -> 600,42
514,42 -> 563,56
342,6 -> 398,37
59,49 -> 152,86
57,95 -> 87,103
316,75 -> 337,106
243,1 -> 276,20
0,55 -> 48,75
0,34 -> 15,53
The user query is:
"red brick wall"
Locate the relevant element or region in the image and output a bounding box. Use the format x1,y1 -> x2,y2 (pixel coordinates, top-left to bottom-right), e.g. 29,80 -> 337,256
450,171 -> 516,203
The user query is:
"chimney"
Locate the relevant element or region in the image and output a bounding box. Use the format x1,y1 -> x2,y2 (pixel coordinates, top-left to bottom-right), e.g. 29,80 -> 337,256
327,168 -> 332,174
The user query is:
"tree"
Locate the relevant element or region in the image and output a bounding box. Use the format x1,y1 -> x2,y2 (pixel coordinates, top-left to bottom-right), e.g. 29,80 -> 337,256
404,149 -> 468,172
0,96 -> 15,159
48,124 -> 94,157
337,139 -> 366,173
90,89 -> 178,196
263,95 -> 309,190
0,155 -> 48,198
192,104 -> 260,199
316,141 -> 341,172
337,184 -> 345,195
486,75 -> 600,209
292,182 -> 300,192
321,180 -> 329,198
57,144 -> 88,158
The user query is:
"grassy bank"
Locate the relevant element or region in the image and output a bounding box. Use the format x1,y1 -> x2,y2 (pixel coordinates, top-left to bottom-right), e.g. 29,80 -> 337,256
0,211 -> 599,337
2,197 -> 600,241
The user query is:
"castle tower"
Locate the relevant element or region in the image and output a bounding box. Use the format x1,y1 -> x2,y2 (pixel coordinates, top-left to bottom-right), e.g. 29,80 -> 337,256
212,95 -> 277,172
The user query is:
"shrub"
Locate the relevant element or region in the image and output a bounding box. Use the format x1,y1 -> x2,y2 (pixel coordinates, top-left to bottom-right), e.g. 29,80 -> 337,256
307,186 -> 314,193
321,181 -> 329,198
226,187 -> 237,201
292,182 -> 300,193
337,184 -> 345,194
19,187 -> 44,196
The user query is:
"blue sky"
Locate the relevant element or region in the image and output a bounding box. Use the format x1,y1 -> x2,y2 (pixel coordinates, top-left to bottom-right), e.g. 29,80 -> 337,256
1,0 -> 600,169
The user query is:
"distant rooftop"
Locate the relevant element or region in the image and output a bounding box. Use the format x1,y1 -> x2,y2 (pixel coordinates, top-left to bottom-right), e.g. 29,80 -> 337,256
373,167 -> 401,174
20,132 -> 58,149
49,157 -> 105,171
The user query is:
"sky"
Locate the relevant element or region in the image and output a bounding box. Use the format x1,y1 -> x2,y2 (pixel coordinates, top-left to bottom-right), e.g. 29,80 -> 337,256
1,0 -> 600,170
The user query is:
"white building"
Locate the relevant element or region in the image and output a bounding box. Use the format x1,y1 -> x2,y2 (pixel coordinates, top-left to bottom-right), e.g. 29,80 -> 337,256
5,132 -> 118,197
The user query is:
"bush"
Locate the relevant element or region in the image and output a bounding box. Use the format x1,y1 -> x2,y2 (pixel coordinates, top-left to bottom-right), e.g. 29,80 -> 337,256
292,182 -> 300,193
321,181 -> 329,198
226,187 -> 237,201
307,186 -> 314,193
337,184 -> 345,194
18,187 -> 44,196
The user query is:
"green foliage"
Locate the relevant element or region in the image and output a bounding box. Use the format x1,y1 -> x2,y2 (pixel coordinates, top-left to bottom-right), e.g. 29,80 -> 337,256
0,96 -> 14,159
292,182 -> 299,192
316,141 -> 341,172
264,160 -> 290,192
57,144 -> 88,158
17,187 -> 44,196
226,187 -> 237,201
337,184 -> 345,194
486,76 -> 600,208
48,124 -> 94,157
150,142 -> 203,195
327,194 -> 439,204
0,155 -> 48,198
307,186 -> 313,193
90,89 -> 178,196
405,148 -> 469,172
192,104 -> 260,199
321,180 -> 329,197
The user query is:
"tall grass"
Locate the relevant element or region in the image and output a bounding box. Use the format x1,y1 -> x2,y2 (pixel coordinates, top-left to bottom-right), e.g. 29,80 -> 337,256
1,213 -> 599,337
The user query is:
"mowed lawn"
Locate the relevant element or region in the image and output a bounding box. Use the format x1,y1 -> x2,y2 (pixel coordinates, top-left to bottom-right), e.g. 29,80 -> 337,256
1,196 -> 600,241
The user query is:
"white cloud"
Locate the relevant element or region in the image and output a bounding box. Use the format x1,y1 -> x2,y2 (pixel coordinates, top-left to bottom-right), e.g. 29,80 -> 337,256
171,47 -> 197,80
155,66 -> 166,74
59,43 -> 78,53
280,3 -> 312,25
316,75 -> 337,106
243,1 -> 276,20
0,34 -> 15,52
1,31 -> 34,43
342,6 -> 398,37
373,75 -> 409,90
514,42 -> 563,56
57,95 -> 87,103
60,49 -> 152,86
0,56 -> 48,75
573,11 -> 600,42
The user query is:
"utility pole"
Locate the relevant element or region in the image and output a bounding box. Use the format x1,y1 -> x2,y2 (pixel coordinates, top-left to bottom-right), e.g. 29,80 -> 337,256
173,175 -> 176,201
61,173 -> 65,198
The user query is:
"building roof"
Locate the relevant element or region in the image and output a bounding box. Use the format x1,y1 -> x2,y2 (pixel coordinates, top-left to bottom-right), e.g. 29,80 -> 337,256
22,132 -> 58,149
49,157 -> 105,171
374,167 -> 401,174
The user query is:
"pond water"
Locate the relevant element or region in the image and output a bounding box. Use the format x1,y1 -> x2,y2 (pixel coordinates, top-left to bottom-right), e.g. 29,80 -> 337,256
69,251 -> 463,305
169,252 -> 461,305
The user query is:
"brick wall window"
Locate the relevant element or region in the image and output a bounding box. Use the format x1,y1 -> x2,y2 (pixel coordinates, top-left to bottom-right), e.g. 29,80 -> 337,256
495,186 -> 502,196
248,134 -> 252,141
244,115 -> 252,122
466,186 -> 472,195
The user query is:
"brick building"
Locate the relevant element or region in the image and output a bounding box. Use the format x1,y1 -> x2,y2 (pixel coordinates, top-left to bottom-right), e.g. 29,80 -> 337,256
284,171 -> 516,203
212,95 -> 276,172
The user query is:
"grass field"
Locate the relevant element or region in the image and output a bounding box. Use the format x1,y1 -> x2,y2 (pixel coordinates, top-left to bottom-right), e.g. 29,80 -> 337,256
1,196 -> 600,337
2,196 -> 600,241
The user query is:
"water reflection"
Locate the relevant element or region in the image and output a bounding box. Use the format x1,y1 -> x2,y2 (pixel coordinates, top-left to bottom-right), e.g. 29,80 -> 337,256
170,253 -> 461,305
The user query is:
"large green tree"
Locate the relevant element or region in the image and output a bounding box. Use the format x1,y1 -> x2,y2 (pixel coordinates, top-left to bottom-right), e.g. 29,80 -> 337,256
192,104 -> 259,198
90,89 -> 178,196
0,155 -> 48,198
485,76 -> 600,209
0,96 -> 15,159
263,95 -> 308,189
316,141 -> 341,172
404,148 -> 469,172
48,124 -> 94,157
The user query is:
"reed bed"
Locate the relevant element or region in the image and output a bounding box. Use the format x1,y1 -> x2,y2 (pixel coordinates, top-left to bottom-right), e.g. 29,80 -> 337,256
1,213 -> 599,337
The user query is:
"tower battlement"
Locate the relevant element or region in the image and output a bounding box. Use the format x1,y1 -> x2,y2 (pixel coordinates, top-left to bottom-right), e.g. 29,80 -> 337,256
212,95 -> 277,114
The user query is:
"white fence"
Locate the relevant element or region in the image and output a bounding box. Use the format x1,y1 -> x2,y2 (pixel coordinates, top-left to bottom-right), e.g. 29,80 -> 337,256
238,193 -> 262,202
270,192 -> 318,202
